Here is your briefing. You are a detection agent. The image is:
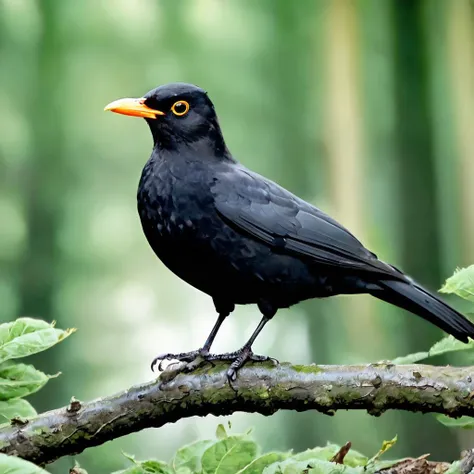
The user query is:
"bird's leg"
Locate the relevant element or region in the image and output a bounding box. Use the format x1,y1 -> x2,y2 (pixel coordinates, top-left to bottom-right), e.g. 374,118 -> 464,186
151,302 -> 233,372
150,312 -> 228,371
207,302 -> 278,381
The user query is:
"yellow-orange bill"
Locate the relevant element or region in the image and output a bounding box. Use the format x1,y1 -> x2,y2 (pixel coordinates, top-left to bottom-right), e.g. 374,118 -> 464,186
104,98 -> 165,119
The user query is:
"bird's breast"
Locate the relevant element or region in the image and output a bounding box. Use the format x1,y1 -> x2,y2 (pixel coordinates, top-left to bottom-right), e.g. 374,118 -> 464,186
137,159 -> 223,275
136,158 -> 331,306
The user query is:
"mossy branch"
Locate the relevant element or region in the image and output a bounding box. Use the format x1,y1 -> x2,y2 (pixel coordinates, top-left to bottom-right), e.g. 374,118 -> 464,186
1,361 -> 474,466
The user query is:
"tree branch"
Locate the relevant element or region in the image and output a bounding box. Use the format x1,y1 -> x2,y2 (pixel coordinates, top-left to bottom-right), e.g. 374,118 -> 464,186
1,361 -> 473,466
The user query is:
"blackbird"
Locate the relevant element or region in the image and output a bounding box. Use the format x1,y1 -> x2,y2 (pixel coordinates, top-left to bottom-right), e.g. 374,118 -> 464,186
105,82 -> 474,380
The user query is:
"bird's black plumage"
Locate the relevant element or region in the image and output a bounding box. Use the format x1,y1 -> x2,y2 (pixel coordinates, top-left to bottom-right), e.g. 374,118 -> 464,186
106,82 -> 474,379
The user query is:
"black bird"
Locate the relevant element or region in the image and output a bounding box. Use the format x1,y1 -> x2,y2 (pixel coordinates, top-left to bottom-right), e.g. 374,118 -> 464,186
105,82 -> 474,380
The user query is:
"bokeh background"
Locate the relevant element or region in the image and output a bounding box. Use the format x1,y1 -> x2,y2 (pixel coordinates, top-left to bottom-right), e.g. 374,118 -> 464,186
1,0 -> 474,472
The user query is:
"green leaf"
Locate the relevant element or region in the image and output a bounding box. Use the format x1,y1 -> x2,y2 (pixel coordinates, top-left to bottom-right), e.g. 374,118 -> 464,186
264,457 -> 399,474
174,469 -> 193,474
0,453 -> 50,473
0,398 -> 37,422
0,318 -> 75,363
0,361 -> 53,401
393,266 -> 474,364
391,351 -> 430,365
262,458 -> 310,474
121,452 -> 137,463
113,460 -> 172,474
335,448 -> 367,468
292,445 -> 365,465
201,435 -> 259,474
435,414 -> 474,429
138,461 -> 173,474
430,336 -> 474,356
444,460 -> 463,474
114,453 -> 172,474
237,452 -> 288,474
292,446 -> 336,461
392,335 -> 474,364
367,436 -> 397,466
440,266 -> 474,302
307,461 -> 363,474
262,460 -> 301,474
263,458 -> 363,474
216,423 -> 227,439
70,461 -> 88,474
173,439 -> 215,472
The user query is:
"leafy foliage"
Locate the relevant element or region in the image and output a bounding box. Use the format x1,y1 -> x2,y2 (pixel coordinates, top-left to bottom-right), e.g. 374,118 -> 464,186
0,318 -> 73,423
113,424 -> 401,474
440,266 -> 474,302
173,440 -> 216,472
435,415 -> 474,429
393,265 -> 474,366
0,453 -> 50,473
0,318 -> 75,364
115,453 -> 172,474
0,318 -> 74,471
0,361 -> 54,401
0,399 -> 37,422
392,265 -> 474,428
391,335 -> 474,364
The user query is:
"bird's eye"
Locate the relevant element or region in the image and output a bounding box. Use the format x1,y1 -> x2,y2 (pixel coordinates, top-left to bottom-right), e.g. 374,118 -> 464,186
171,100 -> 190,116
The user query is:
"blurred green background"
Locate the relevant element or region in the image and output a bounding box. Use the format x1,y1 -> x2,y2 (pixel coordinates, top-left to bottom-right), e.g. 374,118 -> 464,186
1,0 -> 474,472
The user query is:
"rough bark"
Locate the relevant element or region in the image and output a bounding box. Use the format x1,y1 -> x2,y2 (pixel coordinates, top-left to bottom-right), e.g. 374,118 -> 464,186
1,361 -> 473,466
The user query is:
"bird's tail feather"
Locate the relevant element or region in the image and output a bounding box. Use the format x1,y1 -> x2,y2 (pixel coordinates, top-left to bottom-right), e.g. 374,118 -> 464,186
372,279 -> 474,342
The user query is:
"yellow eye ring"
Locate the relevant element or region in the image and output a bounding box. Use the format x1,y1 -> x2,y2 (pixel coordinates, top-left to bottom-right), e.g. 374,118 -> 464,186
171,100 -> 190,116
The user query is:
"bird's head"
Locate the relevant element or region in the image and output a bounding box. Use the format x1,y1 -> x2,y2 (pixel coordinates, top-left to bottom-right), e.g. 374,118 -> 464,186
104,82 -> 228,155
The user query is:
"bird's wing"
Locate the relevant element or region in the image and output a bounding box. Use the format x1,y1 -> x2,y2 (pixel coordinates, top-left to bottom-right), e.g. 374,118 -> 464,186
213,167 -> 398,277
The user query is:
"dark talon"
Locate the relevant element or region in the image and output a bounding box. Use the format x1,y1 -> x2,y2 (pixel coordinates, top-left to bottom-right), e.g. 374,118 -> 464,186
204,347 -> 276,382
226,353 -> 248,383
150,350 -> 201,373
269,357 -> 280,366
150,346 -> 276,383
227,367 -> 237,382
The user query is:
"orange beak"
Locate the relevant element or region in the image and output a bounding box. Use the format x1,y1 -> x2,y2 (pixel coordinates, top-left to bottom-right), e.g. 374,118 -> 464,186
104,97 -> 165,119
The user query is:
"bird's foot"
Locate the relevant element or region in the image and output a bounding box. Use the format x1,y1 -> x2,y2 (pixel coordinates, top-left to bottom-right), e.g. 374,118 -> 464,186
150,348 -> 278,383
151,349 -> 210,372
205,348 -> 279,382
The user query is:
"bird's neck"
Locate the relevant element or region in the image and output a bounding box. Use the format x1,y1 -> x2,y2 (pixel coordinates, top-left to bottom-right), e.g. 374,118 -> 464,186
150,119 -> 233,161
153,135 -> 235,165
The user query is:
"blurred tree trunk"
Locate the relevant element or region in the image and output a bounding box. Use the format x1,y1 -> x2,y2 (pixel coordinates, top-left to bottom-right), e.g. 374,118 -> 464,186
445,0 -> 474,453
447,0 -> 474,265
17,0 -> 66,412
394,0 -> 441,293
322,0 -> 390,454
324,0 -> 380,359
422,0 -> 462,274
272,0 -> 329,360
266,0 -> 330,451
393,0 -> 456,459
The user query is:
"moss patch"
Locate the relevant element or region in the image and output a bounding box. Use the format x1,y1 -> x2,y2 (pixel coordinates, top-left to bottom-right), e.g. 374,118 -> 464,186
291,364 -> 323,374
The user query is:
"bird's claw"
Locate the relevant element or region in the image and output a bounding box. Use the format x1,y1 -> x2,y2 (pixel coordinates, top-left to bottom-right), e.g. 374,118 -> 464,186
151,349 -> 207,372
150,347 -> 278,384
203,348 -> 278,382
227,350 -> 278,382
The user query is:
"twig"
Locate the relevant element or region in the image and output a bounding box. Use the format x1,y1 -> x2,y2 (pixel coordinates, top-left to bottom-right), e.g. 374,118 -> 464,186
377,454 -> 451,474
331,442 -> 352,464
